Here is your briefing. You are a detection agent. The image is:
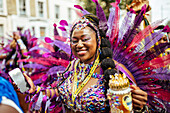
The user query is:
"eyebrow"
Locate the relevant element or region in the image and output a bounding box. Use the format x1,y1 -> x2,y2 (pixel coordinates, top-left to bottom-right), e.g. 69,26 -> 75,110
72,34 -> 88,39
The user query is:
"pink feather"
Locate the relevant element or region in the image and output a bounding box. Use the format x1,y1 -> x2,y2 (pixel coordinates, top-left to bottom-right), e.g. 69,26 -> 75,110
30,38 -> 38,41
59,20 -> 68,26
74,5 -> 83,11
44,37 -> 54,43
58,26 -> 66,31
39,40 -> 55,52
128,19 -> 164,49
53,23 -> 57,27
162,25 -> 170,32
91,0 -> 98,3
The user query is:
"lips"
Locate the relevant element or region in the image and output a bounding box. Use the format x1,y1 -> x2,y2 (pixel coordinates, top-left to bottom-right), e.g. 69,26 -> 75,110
76,49 -> 87,55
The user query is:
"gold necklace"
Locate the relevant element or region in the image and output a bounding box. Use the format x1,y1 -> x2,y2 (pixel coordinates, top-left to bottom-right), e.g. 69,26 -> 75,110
71,55 -> 100,106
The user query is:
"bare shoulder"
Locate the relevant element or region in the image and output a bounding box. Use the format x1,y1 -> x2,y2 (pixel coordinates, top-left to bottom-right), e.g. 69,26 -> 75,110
113,59 -> 137,84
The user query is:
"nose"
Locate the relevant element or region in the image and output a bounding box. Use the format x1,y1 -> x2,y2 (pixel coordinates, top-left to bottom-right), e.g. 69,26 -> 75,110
77,40 -> 84,48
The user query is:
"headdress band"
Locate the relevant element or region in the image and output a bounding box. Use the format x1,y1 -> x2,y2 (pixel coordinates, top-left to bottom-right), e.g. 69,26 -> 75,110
73,16 -> 98,31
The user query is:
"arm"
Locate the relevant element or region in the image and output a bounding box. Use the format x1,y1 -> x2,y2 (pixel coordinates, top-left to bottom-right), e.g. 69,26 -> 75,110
113,60 -> 148,111
13,32 -> 28,58
23,73 -> 59,98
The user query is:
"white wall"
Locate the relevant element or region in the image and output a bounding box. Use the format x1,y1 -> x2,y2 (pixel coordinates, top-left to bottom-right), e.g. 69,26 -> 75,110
149,0 -> 170,25
47,0 -> 78,38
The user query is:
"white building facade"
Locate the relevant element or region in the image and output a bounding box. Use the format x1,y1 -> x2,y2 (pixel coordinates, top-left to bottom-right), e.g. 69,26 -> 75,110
0,0 -> 78,40
149,0 -> 170,25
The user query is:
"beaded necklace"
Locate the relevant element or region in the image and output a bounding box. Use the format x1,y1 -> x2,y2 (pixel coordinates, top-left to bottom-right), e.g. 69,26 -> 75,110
76,61 -> 89,83
71,55 -> 100,105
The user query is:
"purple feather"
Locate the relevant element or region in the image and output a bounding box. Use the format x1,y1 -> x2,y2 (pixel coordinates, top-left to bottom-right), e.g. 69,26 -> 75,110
53,23 -> 59,36
24,64 -> 48,69
29,46 -> 51,53
122,5 -> 146,46
136,30 -> 164,53
143,43 -> 170,60
92,0 -> 108,31
53,40 -> 71,54
46,66 -> 65,76
51,51 -> 70,61
74,5 -> 90,15
106,7 -> 115,37
59,20 -> 68,26
118,11 -> 134,42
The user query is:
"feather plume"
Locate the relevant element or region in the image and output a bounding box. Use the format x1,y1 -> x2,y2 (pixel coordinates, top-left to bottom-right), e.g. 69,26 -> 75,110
58,26 -> 66,31
128,19 -> 164,49
46,66 -> 65,76
106,7 -> 115,37
148,96 -> 168,112
59,20 -> 68,26
118,11 -> 134,42
143,43 -> 170,60
122,5 -> 146,46
53,23 -> 59,36
109,3 -> 120,45
17,58 -> 52,66
92,0 -> 108,31
135,30 -> 164,53
142,55 -> 170,69
44,37 -> 54,43
54,36 -> 69,42
24,64 -> 48,69
74,5 -> 90,15
138,73 -> 170,81
162,25 -> 170,32
39,40 -> 55,52
29,46 -> 51,53
53,40 -> 71,54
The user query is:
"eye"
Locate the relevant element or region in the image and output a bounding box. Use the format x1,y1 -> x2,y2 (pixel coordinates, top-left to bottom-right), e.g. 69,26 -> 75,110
82,37 -> 90,42
72,40 -> 78,44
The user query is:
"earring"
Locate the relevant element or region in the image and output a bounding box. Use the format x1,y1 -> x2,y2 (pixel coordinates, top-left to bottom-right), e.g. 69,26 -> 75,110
99,48 -> 101,54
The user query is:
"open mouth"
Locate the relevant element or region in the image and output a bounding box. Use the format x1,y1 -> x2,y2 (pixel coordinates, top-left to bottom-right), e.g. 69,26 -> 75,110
76,50 -> 87,55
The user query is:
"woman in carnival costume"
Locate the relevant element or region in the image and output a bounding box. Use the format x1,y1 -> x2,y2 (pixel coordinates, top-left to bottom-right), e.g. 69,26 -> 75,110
15,0 -> 169,113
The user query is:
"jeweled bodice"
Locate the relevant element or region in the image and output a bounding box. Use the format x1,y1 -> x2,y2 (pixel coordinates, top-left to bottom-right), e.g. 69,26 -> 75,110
58,60 -> 107,112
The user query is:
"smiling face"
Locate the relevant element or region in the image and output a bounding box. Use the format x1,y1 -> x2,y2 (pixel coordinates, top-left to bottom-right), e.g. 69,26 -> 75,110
71,26 -> 98,64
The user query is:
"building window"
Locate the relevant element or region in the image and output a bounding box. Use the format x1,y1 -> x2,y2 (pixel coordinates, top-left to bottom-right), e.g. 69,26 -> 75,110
68,8 -> 72,21
55,5 -> 59,19
32,27 -> 35,35
38,1 -> 44,17
0,0 -> 3,13
0,25 -> 4,38
40,27 -> 46,37
19,0 -> 26,16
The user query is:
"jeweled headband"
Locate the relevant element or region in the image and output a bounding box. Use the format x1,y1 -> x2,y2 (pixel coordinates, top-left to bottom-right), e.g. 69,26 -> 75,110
71,16 -> 100,43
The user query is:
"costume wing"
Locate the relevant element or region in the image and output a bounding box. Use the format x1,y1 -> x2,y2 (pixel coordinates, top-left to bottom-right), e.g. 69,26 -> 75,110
107,1 -> 170,112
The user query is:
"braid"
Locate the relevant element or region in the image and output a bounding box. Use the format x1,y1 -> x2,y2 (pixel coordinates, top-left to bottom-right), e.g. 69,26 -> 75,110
99,29 -> 116,112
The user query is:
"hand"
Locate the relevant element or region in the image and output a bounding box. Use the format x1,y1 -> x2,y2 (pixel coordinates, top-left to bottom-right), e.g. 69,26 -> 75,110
130,85 -> 147,110
126,0 -> 150,12
23,73 -> 36,93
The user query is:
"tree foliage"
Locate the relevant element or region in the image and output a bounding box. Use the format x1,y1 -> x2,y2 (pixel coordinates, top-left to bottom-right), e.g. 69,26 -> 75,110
78,0 -> 132,19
